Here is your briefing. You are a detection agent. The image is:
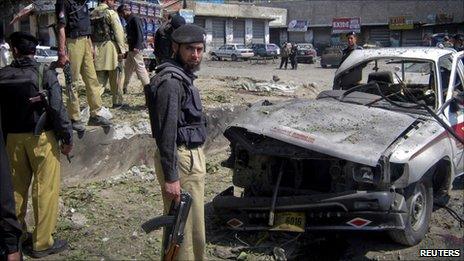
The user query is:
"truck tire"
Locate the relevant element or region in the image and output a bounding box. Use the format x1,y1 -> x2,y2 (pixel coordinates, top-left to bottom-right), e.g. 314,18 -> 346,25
388,177 -> 433,246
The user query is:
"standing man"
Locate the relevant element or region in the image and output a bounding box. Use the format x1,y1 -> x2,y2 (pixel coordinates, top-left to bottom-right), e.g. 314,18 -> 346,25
0,32 -> 73,258
341,31 -> 363,64
452,34 -> 464,51
289,42 -> 298,70
91,0 -> 127,108
145,24 -> 207,260
117,4 -> 150,94
154,12 -> 186,64
279,42 -> 289,69
55,0 -> 112,131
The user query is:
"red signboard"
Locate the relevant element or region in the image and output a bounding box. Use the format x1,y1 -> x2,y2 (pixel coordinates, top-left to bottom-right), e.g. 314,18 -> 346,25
332,17 -> 361,34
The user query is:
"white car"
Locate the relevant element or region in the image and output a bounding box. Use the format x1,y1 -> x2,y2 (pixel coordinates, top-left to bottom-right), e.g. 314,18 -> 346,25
210,44 -> 254,61
34,46 -> 58,64
213,48 -> 463,246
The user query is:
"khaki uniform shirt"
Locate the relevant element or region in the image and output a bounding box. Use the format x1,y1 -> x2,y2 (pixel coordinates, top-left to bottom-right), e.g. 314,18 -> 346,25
91,3 -> 126,71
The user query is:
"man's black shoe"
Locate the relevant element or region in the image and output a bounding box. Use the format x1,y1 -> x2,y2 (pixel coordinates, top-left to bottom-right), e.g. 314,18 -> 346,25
112,103 -> 129,109
71,120 -> 86,132
29,239 -> 68,258
88,116 -> 112,126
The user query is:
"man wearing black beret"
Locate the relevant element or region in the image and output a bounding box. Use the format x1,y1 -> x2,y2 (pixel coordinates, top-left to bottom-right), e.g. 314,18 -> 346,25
341,31 -> 363,64
145,24 -> 207,260
0,32 -> 73,258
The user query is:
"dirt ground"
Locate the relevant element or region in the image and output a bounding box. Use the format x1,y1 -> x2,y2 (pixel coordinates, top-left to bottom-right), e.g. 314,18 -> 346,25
29,60 -> 463,260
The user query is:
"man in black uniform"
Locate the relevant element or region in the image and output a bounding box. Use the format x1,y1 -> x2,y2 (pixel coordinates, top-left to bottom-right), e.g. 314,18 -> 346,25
154,13 -> 186,64
0,32 -> 73,258
341,31 -> 363,64
145,24 -> 207,260
0,111 -> 22,261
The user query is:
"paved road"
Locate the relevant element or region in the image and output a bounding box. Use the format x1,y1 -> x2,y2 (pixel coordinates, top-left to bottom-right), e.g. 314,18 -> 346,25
198,58 -> 338,87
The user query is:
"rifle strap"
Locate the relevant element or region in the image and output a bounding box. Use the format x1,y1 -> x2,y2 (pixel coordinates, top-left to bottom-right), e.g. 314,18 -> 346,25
38,63 -> 45,92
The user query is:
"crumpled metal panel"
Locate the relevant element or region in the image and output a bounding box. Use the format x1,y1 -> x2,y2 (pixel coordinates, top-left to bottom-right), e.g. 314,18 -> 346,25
229,99 -> 418,166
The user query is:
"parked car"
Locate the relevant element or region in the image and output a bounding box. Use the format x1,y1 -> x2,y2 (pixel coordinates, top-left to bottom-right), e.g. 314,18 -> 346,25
141,47 -> 157,72
296,43 -> 317,64
363,41 -> 382,49
210,44 -> 254,61
213,47 -> 464,246
34,46 -> 58,64
251,43 -> 280,58
320,46 -> 343,68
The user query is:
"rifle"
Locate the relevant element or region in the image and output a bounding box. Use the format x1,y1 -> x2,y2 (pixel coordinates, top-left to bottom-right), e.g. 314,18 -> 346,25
141,192 -> 192,261
47,23 -> 75,102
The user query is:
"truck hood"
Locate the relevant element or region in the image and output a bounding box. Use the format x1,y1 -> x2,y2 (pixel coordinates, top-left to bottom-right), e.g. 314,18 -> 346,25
228,98 -> 418,166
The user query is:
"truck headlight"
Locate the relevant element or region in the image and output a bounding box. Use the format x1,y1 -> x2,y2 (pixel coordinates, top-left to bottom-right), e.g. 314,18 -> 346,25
353,165 -> 380,184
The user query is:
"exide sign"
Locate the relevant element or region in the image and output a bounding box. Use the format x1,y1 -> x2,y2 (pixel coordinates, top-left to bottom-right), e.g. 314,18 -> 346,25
332,17 -> 361,34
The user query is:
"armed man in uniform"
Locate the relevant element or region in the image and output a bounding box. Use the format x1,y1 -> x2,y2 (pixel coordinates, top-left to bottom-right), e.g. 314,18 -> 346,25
145,24 -> 207,260
55,0 -> 111,131
341,31 -> 363,64
91,0 -> 127,108
0,32 -> 73,258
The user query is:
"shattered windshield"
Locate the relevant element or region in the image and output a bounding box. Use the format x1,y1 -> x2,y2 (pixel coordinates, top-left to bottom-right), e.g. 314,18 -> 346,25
336,58 -> 438,111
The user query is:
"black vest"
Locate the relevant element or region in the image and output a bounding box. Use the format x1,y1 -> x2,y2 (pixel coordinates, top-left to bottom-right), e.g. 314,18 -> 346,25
65,0 -> 91,38
145,66 -> 207,148
0,65 -> 50,135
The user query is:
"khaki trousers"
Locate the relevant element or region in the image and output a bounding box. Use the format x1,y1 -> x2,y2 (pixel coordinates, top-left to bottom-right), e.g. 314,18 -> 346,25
123,51 -> 150,91
6,131 -> 61,251
67,37 -> 103,121
96,69 -> 124,105
155,146 -> 206,261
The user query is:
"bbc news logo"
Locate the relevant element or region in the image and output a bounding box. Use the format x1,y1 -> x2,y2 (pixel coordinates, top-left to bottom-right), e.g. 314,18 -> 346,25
419,249 -> 461,258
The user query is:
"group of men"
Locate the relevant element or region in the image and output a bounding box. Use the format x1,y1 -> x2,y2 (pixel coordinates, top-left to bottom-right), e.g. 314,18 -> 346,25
279,42 -> 299,70
1,0 -> 207,260
437,34 -> 464,51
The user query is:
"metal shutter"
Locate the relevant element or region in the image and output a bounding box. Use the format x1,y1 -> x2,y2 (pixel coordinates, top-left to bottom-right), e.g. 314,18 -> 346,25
369,27 -> 391,47
233,19 -> 245,44
252,20 -> 265,44
212,19 -> 226,49
402,29 -> 423,46
288,32 -> 305,43
194,17 -> 206,29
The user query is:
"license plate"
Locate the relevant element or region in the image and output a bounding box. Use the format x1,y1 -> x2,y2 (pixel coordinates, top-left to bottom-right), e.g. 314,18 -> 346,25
271,212 -> 306,232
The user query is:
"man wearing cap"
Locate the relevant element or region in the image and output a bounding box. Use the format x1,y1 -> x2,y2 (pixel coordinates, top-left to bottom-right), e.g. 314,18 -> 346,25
145,24 -> 207,260
154,13 -> 186,64
91,0 -> 127,108
0,32 -> 73,258
341,31 -> 363,64
117,4 -> 150,94
55,0 -> 112,131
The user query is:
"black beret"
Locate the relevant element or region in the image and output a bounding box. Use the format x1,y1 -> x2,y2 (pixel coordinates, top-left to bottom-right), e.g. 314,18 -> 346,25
9,31 -> 39,55
346,31 -> 357,37
171,14 -> 186,30
171,24 -> 206,44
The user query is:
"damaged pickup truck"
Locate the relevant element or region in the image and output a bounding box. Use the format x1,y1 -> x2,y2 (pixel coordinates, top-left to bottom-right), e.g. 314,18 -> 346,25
213,48 -> 464,246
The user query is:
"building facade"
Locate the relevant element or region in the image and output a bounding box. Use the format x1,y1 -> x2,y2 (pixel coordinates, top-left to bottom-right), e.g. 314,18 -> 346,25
187,1 -> 286,50
257,0 -> 464,50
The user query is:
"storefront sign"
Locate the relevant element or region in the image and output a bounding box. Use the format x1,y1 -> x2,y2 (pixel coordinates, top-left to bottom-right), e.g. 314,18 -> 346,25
131,3 -> 139,14
287,20 -> 309,32
147,7 -> 155,17
389,16 -> 413,30
139,5 -> 147,16
332,17 -> 361,34
179,9 -> 195,24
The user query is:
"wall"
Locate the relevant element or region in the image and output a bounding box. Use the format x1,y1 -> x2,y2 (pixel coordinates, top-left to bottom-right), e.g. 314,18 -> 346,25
258,0 -> 464,26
